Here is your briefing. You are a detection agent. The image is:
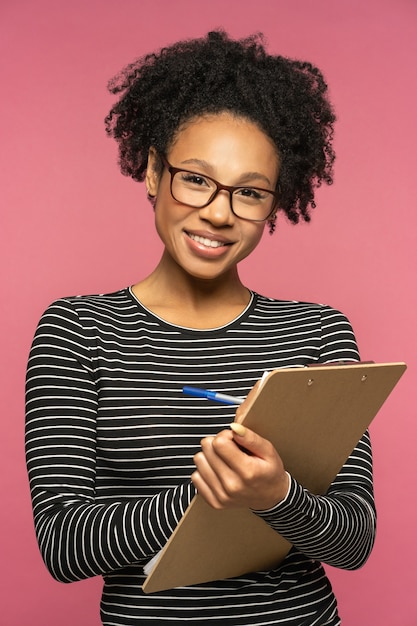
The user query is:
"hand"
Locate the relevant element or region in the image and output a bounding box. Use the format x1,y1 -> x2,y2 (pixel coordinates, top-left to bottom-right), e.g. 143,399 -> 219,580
192,422 -> 289,511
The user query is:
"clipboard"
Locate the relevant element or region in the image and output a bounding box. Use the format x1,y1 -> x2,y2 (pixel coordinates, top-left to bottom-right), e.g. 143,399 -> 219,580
142,361 -> 406,593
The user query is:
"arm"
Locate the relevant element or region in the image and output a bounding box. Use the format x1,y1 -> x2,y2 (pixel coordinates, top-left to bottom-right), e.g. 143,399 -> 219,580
25,300 -> 196,583
254,430 -> 376,570
193,424 -> 375,570
192,306 -> 376,570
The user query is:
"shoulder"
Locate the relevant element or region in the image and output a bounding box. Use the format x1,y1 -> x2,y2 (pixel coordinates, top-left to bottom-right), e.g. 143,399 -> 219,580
38,288 -> 135,324
252,293 -> 358,358
253,293 -> 350,321
31,288 -> 140,347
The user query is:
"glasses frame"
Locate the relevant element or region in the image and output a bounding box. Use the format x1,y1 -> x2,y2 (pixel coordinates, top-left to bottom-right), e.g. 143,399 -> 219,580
160,155 -> 278,222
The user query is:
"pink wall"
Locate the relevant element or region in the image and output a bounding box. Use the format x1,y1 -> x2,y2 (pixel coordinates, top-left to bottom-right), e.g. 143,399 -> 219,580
2,1 -> 416,624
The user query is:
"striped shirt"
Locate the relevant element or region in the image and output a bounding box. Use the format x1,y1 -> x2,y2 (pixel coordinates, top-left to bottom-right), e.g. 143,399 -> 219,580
25,288 -> 376,625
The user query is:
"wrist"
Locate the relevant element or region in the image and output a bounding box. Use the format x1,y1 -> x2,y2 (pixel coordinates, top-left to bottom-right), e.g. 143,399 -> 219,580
253,471 -> 291,512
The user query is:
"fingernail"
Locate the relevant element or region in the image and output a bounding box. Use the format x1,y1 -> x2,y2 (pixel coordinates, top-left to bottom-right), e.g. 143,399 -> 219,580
230,422 -> 246,437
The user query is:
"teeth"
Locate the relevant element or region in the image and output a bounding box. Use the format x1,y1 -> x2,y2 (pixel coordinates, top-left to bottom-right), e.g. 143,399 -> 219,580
188,233 -> 225,248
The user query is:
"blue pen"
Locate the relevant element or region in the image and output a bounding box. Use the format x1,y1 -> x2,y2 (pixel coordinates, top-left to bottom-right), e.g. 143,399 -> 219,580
182,386 -> 245,405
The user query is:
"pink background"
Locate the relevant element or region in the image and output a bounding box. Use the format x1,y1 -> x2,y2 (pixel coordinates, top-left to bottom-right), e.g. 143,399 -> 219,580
2,1 -> 416,624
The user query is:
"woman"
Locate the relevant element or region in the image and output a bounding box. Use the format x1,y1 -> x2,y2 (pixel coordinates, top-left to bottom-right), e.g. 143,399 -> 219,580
25,31 -> 376,625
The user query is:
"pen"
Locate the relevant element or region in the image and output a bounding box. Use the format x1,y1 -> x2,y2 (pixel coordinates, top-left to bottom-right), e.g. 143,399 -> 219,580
182,386 -> 245,405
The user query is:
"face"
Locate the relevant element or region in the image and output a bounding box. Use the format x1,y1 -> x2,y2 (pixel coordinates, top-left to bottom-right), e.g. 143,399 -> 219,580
146,112 -> 280,282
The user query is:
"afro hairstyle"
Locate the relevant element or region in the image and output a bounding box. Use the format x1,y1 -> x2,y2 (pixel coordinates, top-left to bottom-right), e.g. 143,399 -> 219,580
105,30 -> 336,229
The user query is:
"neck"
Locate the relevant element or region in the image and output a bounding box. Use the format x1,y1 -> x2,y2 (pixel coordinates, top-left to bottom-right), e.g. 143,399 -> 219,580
132,252 -> 251,329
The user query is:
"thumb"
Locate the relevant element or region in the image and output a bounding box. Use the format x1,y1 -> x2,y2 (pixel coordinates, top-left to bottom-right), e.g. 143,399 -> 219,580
230,422 -> 269,458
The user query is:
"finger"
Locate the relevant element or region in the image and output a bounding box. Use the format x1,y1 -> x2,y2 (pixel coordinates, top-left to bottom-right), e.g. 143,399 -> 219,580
191,469 -> 226,509
195,434 -> 251,498
229,423 -> 275,460
205,429 -> 253,471
194,431 -> 288,510
197,433 -> 240,479
216,426 -> 290,509
192,443 -> 236,508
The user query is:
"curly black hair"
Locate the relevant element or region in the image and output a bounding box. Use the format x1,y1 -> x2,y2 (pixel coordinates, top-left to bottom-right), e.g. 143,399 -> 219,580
105,30 -> 336,229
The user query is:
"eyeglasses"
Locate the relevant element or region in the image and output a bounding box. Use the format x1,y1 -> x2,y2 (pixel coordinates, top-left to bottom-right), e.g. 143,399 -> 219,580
160,155 -> 278,222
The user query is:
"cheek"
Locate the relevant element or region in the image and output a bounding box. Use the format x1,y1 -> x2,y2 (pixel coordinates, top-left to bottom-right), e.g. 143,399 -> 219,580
153,197 -> 190,245
243,223 -> 266,252
153,203 -> 174,247
152,197 -> 170,243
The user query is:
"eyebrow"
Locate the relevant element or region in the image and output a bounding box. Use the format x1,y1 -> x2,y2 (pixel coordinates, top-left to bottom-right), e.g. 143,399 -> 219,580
180,158 -> 274,187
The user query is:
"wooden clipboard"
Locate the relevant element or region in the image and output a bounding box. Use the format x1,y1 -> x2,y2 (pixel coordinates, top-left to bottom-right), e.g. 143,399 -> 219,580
142,362 -> 406,593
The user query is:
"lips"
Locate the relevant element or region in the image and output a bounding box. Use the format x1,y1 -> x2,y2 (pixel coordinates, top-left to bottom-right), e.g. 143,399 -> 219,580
185,231 -> 232,248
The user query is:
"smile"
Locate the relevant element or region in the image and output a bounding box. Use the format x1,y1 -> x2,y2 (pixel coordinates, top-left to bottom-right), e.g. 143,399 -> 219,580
187,233 -> 228,248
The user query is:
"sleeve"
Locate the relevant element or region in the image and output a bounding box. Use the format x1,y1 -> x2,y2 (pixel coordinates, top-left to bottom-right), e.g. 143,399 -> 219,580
25,300 -> 196,583
254,306 -> 376,570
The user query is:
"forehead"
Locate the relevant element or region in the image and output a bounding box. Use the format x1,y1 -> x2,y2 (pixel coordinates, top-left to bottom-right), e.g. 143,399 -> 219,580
168,112 -> 280,181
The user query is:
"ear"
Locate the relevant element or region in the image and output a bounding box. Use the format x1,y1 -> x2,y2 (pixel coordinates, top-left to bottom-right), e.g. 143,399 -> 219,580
145,147 -> 161,197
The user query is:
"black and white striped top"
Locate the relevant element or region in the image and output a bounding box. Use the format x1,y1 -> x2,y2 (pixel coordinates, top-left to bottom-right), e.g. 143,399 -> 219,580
25,288 -> 376,625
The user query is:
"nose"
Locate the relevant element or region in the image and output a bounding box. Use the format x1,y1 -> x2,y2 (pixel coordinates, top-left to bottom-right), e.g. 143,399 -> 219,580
198,189 -> 235,226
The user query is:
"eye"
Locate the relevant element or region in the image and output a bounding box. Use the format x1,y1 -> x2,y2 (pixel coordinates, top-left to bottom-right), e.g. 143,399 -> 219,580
240,188 -> 262,198
179,172 -> 211,188
236,187 -> 265,201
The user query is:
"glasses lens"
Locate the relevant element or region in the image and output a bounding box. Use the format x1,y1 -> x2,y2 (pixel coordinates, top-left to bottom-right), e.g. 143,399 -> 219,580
231,189 -> 275,221
171,169 -> 275,221
172,171 -> 216,207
